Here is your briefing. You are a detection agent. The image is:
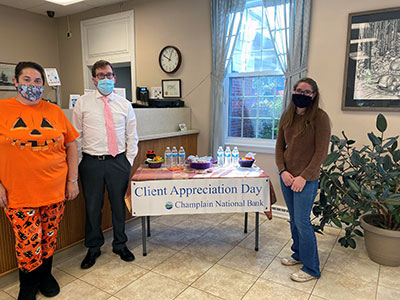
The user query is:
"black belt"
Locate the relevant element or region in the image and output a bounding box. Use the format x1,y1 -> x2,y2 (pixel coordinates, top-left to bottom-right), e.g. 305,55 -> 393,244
83,152 -> 124,160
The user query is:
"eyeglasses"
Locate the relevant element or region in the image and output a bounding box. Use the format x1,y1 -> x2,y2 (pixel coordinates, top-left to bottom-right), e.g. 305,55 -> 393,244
294,88 -> 314,96
95,72 -> 114,80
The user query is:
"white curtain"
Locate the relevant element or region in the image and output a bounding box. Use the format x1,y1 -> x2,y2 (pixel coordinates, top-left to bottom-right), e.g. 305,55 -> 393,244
209,0 -> 246,156
263,0 -> 312,108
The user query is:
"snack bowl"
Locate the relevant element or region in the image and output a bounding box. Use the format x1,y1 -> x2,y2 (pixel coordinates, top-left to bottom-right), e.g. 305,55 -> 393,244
145,158 -> 164,169
188,158 -> 217,170
239,158 -> 255,168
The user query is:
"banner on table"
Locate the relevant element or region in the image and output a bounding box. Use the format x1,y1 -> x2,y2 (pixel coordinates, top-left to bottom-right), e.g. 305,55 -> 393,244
131,178 -> 270,216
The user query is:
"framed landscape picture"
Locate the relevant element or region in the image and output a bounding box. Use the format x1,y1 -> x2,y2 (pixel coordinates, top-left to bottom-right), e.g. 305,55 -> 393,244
0,62 -> 16,91
342,7 -> 400,111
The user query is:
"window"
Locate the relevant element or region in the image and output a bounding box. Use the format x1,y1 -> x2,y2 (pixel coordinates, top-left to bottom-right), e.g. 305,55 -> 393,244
225,0 -> 288,149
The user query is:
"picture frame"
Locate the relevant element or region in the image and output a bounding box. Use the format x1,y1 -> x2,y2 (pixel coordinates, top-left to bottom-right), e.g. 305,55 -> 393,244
162,79 -> 181,98
342,7 -> 400,111
0,62 -> 16,91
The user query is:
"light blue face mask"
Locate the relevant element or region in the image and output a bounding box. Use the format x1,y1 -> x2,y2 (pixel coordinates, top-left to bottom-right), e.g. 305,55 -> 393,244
17,84 -> 44,101
97,78 -> 114,95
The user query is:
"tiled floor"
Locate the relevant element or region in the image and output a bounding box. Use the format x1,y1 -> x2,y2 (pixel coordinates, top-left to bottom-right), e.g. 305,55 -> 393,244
1,213 -> 400,300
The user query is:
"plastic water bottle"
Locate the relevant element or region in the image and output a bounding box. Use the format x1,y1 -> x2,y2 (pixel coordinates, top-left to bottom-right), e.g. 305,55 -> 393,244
217,146 -> 224,167
232,147 -> 239,166
165,147 -> 172,167
178,146 -> 186,167
224,146 -> 232,167
171,146 -> 178,167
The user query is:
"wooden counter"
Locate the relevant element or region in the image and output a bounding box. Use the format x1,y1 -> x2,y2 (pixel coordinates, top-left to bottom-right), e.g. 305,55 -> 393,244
0,132 -> 198,276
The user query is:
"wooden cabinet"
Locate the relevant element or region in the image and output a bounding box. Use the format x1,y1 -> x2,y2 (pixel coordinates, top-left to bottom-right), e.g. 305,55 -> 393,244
0,133 -> 198,276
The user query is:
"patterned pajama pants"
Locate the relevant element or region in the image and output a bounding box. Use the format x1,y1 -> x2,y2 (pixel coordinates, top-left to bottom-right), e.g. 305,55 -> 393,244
4,201 -> 66,272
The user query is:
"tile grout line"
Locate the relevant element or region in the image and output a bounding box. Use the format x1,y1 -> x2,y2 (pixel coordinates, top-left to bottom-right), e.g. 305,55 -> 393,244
375,264 -> 381,300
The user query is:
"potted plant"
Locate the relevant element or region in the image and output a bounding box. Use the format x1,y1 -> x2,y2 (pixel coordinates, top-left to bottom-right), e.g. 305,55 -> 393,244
313,114 -> 400,266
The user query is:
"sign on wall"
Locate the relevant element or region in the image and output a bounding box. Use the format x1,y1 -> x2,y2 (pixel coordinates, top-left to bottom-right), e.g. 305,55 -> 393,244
131,178 -> 270,216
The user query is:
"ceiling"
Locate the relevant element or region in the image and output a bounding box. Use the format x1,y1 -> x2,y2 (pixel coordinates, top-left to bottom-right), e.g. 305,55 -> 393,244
0,0 -> 127,18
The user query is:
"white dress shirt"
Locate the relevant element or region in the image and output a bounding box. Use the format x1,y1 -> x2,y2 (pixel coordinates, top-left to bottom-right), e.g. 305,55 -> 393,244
72,90 -> 138,165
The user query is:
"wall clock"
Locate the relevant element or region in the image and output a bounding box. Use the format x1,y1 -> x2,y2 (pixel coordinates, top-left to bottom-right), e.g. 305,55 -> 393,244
159,46 -> 182,74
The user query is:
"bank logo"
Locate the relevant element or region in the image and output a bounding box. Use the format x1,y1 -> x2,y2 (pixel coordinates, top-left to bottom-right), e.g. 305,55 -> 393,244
165,202 -> 173,210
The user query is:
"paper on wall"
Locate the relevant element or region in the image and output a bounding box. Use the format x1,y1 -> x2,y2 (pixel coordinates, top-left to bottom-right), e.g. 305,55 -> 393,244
69,94 -> 80,109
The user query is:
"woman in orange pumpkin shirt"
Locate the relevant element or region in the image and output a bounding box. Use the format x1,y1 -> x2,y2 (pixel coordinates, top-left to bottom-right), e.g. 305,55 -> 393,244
0,61 -> 79,300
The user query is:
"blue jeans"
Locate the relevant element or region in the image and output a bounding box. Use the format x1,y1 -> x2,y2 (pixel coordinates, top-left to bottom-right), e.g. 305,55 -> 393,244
280,177 -> 321,278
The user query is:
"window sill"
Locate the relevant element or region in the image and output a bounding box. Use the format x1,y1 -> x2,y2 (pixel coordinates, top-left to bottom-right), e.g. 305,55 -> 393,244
225,140 -> 276,154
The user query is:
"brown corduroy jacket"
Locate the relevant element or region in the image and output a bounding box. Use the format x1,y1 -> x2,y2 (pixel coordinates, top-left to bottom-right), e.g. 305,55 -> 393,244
275,108 -> 331,181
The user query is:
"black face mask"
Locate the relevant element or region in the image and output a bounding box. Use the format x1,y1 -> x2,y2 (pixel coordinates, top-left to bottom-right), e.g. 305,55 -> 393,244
292,93 -> 312,108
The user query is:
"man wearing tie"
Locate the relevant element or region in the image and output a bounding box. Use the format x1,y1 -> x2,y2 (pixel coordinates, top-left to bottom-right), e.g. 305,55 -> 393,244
72,60 -> 138,269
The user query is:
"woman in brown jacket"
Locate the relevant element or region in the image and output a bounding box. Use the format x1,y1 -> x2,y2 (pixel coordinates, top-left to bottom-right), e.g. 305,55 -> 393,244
275,77 -> 331,282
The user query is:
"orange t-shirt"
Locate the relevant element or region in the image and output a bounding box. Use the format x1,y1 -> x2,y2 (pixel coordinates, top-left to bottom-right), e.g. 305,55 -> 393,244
0,97 -> 79,208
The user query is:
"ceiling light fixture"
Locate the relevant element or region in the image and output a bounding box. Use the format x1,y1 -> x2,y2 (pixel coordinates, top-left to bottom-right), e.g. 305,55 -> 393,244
45,0 -> 85,6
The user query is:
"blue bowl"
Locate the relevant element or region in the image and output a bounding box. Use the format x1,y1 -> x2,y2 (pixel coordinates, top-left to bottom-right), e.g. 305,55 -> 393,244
239,159 -> 255,168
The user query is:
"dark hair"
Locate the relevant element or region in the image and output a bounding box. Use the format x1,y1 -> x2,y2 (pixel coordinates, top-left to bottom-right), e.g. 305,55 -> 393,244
91,60 -> 114,77
280,77 -> 320,132
15,61 -> 45,83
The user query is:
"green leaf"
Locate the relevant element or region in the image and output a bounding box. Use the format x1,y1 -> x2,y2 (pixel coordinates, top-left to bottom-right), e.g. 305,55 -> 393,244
341,214 -> 354,224
385,198 -> 400,206
323,151 -> 340,167
381,186 -> 389,201
344,170 -> 359,177
331,135 -> 340,144
350,152 -> 360,167
368,132 -> 381,146
391,140 -> 398,152
393,150 -> 400,162
338,140 -> 347,149
383,155 -> 393,171
376,114 -> 387,133
366,190 -> 377,201
383,138 -> 398,150
312,206 -> 322,217
348,238 -> 356,249
395,213 -> 400,224
377,164 -> 385,176
354,229 -> 364,237
344,194 -> 355,206
348,179 -> 360,193
331,217 -> 342,228
346,140 -> 356,145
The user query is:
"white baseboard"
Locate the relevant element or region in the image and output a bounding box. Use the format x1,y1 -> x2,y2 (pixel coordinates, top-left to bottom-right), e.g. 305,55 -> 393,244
271,205 -> 290,220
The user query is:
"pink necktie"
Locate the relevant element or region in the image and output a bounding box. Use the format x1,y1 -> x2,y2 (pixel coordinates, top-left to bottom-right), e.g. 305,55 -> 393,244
101,96 -> 119,157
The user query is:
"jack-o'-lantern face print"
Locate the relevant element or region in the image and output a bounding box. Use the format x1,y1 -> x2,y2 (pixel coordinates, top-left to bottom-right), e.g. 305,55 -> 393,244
5,112 -> 63,151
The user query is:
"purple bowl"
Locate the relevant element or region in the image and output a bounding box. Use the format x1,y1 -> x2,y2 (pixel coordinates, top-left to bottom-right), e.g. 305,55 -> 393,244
148,161 -> 163,168
145,158 -> 164,168
239,159 -> 255,168
188,158 -> 217,170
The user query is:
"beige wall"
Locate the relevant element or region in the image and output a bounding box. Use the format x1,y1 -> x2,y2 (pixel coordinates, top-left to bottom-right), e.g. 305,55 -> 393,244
0,5 -> 60,101
55,0 -> 211,155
